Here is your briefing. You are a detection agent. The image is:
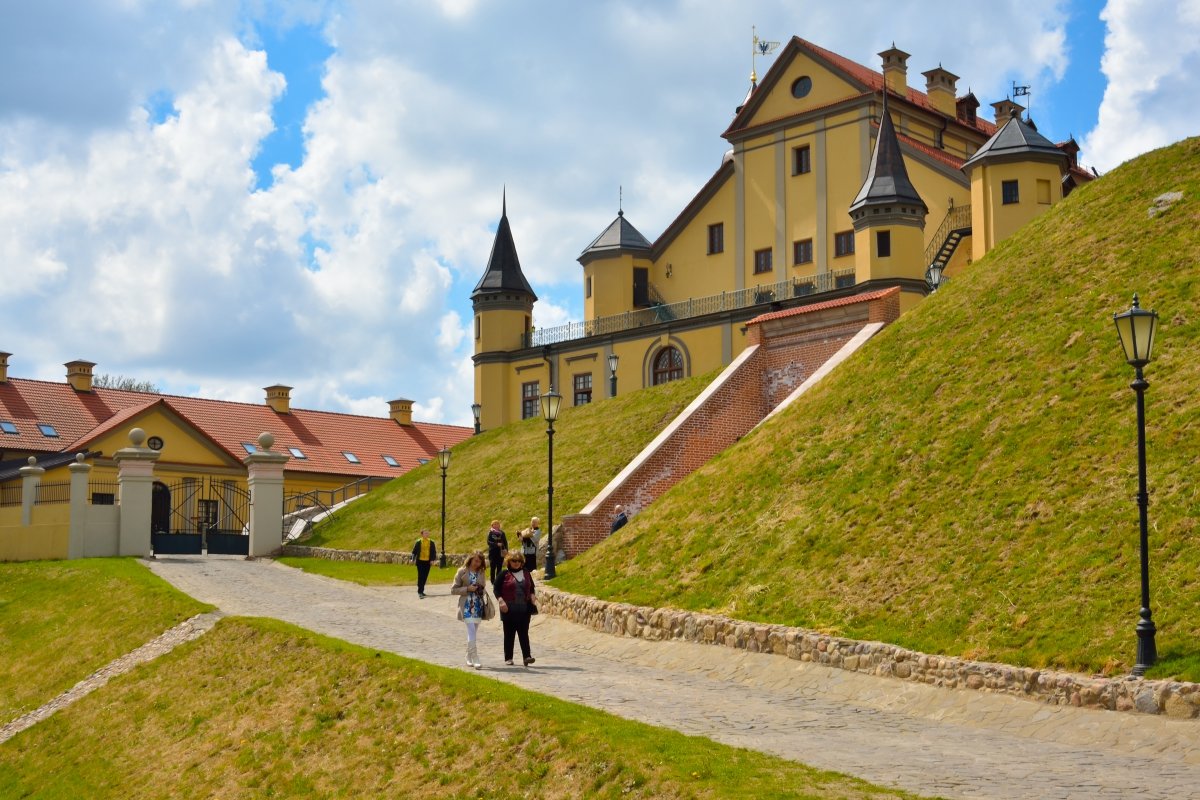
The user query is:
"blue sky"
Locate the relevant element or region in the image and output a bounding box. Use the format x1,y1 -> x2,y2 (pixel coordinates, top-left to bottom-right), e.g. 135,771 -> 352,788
1,0 -> 1197,426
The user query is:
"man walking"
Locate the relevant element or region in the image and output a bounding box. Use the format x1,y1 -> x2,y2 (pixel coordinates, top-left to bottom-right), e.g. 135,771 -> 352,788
610,504 -> 629,534
412,529 -> 437,598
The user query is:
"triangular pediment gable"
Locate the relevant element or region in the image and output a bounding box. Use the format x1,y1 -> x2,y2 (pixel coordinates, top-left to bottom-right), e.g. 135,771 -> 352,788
72,399 -> 244,468
725,37 -> 871,140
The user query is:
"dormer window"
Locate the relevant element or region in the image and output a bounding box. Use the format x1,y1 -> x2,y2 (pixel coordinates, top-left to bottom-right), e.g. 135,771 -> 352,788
343,451 -> 360,464
0,421 -> 17,435
38,423 -> 58,437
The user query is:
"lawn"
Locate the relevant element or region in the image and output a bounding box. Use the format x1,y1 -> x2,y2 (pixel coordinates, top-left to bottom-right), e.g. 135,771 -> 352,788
0,617 -> 934,800
0,558 -> 212,722
276,556 -> 458,587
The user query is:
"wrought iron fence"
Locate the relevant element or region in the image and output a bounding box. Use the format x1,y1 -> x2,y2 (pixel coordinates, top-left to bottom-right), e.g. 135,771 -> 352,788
0,485 -> 21,507
34,482 -> 71,505
89,481 -> 119,505
526,268 -> 857,348
282,476 -> 392,540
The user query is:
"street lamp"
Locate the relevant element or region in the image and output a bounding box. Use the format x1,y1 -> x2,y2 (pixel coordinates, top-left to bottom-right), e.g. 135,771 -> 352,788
540,387 -> 562,578
1113,293 -> 1159,676
608,352 -> 619,397
437,446 -> 451,569
925,263 -> 946,293
470,402 -> 482,435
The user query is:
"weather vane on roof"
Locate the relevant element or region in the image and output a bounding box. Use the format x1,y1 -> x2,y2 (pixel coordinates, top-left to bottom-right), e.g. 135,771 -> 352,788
750,26 -> 780,87
1012,81 -> 1031,121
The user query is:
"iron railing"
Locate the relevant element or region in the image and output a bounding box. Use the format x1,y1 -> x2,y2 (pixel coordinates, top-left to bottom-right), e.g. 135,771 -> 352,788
526,268 -> 857,348
282,476 -> 392,540
924,204 -> 972,268
0,485 -> 21,507
34,482 -> 71,505
89,481 -> 119,505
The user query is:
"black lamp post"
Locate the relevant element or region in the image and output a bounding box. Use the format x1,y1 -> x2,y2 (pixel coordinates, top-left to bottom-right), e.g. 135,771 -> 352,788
470,402 -> 482,435
1113,293 -> 1159,676
540,387 -> 562,578
925,263 -> 946,293
437,446 -> 451,569
608,352 -> 619,397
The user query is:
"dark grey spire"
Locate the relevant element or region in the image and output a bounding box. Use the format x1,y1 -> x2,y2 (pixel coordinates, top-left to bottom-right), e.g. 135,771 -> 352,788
850,89 -> 927,216
578,210 -> 653,265
471,194 -> 536,300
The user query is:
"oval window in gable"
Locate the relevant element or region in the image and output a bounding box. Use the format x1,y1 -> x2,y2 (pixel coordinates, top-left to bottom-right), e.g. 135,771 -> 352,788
791,76 -> 813,99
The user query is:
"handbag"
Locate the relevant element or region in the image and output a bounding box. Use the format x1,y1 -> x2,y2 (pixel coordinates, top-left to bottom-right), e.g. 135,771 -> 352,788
482,591 -> 497,621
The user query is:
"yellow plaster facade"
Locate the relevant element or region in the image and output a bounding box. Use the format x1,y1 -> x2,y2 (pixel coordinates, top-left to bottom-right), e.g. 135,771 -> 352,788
472,37 -> 1087,428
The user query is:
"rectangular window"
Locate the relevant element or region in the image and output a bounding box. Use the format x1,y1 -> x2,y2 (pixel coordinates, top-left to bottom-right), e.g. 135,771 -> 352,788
417,457 -> 430,465
793,238 -> 813,265
707,222 -> 724,255
835,273 -> 855,288
0,421 -> 17,434
288,447 -> 306,459
1037,178 -> 1051,204
792,145 -> 811,175
474,316 -> 480,340
876,230 -> 891,258
1002,180 -> 1020,205
834,230 -> 855,257
343,451 -> 360,464
521,381 -> 540,420
382,455 -> 399,467
633,267 -> 649,306
753,248 -> 773,274
573,373 -> 592,406
241,442 -> 257,454
90,492 -> 115,506
586,275 -> 592,298
197,499 -> 218,527
37,423 -> 58,437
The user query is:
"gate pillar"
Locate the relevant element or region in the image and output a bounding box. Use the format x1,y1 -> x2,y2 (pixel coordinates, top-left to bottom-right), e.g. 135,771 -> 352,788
67,454 -> 92,559
18,457 -> 45,527
244,432 -> 289,558
114,428 -> 161,557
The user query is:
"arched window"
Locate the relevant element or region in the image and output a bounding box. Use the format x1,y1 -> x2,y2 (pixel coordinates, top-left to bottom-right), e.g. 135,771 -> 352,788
652,346 -> 684,385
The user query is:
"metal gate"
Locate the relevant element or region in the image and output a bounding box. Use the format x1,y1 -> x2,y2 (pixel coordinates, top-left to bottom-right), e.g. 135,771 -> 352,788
150,478 -> 250,556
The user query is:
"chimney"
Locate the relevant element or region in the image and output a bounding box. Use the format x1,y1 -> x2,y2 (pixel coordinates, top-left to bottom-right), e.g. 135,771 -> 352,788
921,65 -> 959,116
65,360 -> 95,392
991,98 -> 1025,125
878,45 -> 910,95
956,92 -> 980,126
0,352 -> 9,383
388,398 -> 414,427
264,385 -> 292,414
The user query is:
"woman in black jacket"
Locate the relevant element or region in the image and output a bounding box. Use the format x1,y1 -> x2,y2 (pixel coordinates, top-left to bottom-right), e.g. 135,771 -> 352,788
493,550 -> 536,666
486,519 -> 508,583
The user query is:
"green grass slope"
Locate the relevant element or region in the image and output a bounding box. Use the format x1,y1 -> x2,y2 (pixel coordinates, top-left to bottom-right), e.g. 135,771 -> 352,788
309,372 -> 712,553
0,559 -> 212,721
554,137 -> 1200,680
0,617 -> 929,800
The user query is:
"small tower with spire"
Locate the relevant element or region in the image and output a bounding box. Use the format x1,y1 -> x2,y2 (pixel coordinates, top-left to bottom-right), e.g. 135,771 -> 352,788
577,196 -> 653,320
848,88 -> 929,292
471,191 -> 537,429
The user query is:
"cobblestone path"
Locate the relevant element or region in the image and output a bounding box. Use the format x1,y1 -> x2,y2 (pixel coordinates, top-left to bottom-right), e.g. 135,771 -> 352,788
147,556 -> 1200,800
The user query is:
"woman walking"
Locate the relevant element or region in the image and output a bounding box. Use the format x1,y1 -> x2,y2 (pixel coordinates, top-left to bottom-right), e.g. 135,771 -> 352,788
450,551 -> 490,669
493,551 -> 536,666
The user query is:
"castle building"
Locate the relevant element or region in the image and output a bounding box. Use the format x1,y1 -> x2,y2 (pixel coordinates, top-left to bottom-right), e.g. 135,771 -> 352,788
472,37 -> 1091,429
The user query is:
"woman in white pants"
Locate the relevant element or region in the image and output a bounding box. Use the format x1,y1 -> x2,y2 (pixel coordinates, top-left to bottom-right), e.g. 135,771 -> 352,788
450,551 -> 489,668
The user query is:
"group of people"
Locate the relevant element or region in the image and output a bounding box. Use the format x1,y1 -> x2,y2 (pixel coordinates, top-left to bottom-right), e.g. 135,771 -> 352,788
409,506 -> 629,670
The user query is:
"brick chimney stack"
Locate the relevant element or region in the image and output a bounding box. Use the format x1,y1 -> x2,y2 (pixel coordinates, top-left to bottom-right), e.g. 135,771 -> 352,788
388,398 -> 414,426
264,385 -> 293,414
65,360 -> 96,392
0,352 -> 9,383
879,45 -> 911,95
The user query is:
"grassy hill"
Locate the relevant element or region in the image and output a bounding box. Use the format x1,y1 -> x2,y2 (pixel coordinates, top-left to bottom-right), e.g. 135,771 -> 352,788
309,371 -> 712,553
0,616 -> 927,800
553,137 -> 1200,681
0,559 -> 211,721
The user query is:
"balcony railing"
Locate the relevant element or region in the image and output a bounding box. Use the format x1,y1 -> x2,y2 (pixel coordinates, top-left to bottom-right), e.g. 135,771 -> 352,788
527,268 -> 856,348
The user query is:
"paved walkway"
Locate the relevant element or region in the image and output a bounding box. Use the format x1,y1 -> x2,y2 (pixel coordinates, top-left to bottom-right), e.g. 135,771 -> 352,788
147,556 -> 1200,800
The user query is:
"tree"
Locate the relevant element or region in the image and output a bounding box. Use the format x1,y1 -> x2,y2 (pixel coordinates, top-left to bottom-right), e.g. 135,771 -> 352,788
93,374 -> 160,393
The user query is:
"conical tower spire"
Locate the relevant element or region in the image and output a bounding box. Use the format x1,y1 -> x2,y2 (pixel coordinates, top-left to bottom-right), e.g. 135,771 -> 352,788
849,88 -> 926,215
471,192 -> 536,300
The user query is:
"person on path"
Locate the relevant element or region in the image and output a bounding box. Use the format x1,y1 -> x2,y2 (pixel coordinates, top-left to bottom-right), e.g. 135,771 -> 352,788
519,516 -> 542,571
450,551 -> 490,669
610,504 -> 629,534
486,520 -> 508,584
493,550 -> 537,666
411,529 -> 437,599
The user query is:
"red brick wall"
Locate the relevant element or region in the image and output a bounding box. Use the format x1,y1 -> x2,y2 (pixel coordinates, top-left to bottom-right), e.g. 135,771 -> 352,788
559,289 -> 900,558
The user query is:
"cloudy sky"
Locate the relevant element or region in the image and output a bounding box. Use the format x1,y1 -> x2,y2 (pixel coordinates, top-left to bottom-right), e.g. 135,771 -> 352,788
2,0 -> 1197,426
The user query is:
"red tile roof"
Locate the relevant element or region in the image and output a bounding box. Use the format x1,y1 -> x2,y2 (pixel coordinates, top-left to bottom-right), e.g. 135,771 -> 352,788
746,286 -> 900,326
0,378 -> 471,478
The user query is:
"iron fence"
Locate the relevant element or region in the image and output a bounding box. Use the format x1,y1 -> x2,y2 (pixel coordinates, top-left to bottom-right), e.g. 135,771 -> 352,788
526,268 -> 857,348
0,485 -> 20,507
89,481 -> 119,505
34,482 -> 71,505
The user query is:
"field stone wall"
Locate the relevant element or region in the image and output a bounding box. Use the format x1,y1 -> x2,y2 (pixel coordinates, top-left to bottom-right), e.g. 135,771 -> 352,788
281,544 -> 468,567
538,585 -> 1200,720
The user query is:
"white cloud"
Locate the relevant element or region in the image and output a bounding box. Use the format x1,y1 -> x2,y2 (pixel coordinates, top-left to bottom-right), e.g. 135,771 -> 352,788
1082,0 -> 1200,171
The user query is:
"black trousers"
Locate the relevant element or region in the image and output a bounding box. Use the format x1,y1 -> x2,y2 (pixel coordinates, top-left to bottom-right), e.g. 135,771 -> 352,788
489,552 -> 504,583
524,552 -> 537,571
415,560 -> 432,594
501,609 -> 532,661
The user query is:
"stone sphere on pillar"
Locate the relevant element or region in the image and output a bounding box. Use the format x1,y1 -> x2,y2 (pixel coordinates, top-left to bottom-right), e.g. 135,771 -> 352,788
128,427 -> 147,447
257,431 -> 275,452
